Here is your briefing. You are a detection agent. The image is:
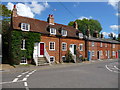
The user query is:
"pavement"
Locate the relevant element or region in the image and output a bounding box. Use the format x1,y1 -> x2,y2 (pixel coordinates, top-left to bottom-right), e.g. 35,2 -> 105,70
1,59 -> 119,89
0,59 -> 117,73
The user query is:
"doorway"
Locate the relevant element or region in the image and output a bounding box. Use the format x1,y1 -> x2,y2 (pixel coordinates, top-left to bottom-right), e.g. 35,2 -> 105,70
39,43 -> 44,57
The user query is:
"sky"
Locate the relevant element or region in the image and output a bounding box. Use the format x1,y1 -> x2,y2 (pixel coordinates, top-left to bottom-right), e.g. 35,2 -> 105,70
2,0 -> 120,38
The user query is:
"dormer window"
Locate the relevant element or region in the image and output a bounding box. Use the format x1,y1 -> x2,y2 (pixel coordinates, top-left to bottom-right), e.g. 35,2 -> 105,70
21,23 -> 30,31
50,28 -> 56,35
61,30 -> 67,36
79,33 -> 83,39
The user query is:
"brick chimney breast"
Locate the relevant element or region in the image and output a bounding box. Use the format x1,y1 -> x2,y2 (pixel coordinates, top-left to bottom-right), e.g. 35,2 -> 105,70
12,5 -> 18,17
47,14 -> 54,25
101,33 -> 104,39
86,29 -> 91,38
74,21 -> 78,29
94,30 -> 98,38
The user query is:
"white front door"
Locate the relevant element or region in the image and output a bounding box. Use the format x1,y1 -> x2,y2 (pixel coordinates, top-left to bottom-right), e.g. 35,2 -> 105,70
108,50 -> 110,59
33,43 -> 38,58
69,44 -> 76,55
69,44 -> 74,54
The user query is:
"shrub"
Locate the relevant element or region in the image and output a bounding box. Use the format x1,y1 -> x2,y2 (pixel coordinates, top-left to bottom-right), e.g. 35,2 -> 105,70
9,30 -> 41,65
65,50 -> 74,63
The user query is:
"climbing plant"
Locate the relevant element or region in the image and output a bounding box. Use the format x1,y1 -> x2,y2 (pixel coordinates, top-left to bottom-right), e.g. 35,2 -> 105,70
10,30 -> 40,65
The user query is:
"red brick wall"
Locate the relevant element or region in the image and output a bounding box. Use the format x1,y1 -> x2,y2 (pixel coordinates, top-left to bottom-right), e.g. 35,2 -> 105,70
86,41 -> 119,60
87,41 -> 98,60
111,44 -> 119,59
41,35 -> 60,63
41,35 -> 119,62
60,38 -> 85,62
41,35 -> 85,63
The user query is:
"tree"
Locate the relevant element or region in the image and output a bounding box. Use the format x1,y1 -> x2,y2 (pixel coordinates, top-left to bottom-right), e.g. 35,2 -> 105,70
1,4 -> 12,63
68,18 -> 102,36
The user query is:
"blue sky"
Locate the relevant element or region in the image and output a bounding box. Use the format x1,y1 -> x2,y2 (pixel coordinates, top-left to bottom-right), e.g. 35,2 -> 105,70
3,1 -> 119,38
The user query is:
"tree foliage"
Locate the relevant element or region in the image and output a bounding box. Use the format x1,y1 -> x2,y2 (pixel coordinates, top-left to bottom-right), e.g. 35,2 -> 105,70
1,4 -> 12,63
68,18 -> 102,36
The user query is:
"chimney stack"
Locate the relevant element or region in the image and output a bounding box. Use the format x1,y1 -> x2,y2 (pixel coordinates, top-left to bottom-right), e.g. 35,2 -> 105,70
93,31 -> 99,38
101,33 -> 104,39
47,14 -> 54,25
86,29 -> 91,38
12,5 -> 18,17
74,21 -> 78,29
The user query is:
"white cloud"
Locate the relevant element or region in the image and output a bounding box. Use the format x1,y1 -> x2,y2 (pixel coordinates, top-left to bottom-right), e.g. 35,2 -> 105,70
110,25 -> 120,31
115,13 -> 120,16
102,32 -> 118,37
78,16 -> 93,20
7,1 -> 50,18
7,2 -> 14,10
108,0 -> 120,9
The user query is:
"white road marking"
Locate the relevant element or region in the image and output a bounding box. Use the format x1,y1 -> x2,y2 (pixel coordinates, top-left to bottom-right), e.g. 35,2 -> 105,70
114,66 -> 120,70
105,64 -> 120,73
23,78 -> 27,81
105,65 -> 113,72
24,82 -> 28,87
1,70 -> 37,87
22,71 -> 29,75
0,80 -> 23,85
28,70 -> 36,75
12,78 -> 19,82
17,75 -> 22,78
26,75 -> 30,77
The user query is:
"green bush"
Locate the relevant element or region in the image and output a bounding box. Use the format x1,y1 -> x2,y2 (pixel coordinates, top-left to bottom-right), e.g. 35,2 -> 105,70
9,30 -> 40,65
65,50 -> 74,63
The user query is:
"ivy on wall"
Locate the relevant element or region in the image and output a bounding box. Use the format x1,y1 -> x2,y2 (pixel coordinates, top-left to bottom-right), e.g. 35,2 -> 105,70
10,30 -> 40,65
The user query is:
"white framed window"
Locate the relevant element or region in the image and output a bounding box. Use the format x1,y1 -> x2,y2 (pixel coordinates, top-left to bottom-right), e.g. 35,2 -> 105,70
79,44 -> 83,51
50,28 -> 56,35
62,42 -> 67,51
21,39 -> 26,50
21,23 -> 30,31
106,51 -> 107,56
112,44 -> 115,48
92,51 -> 95,56
79,55 -> 83,58
61,30 -> 67,36
20,57 -> 27,64
92,41 -> 94,47
100,42 -> 102,47
105,43 -> 107,47
49,42 -> 55,50
50,56 -> 55,62
79,33 -> 83,39
100,50 -> 103,56
112,51 -> 115,56
62,56 -> 66,62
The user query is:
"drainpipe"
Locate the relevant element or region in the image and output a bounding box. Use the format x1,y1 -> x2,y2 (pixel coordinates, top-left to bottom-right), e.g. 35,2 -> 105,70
59,37 -> 61,63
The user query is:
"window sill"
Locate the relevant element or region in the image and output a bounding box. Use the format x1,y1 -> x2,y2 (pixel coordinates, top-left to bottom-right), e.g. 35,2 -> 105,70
49,49 -> 55,51
62,50 -> 67,51
21,49 -> 26,50
21,29 -> 30,31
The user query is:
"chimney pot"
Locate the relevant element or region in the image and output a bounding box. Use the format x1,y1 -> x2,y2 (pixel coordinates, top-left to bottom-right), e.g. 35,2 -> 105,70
14,5 -> 16,8
74,21 -> 78,29
47,14 -> 54,25
12,4 -> 18,17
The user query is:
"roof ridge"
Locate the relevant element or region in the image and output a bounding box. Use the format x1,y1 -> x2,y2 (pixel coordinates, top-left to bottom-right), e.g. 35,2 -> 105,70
16,15 -> 77,30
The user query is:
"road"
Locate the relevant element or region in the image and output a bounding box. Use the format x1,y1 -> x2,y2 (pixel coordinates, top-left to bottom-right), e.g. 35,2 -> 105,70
1,59 -> 119,89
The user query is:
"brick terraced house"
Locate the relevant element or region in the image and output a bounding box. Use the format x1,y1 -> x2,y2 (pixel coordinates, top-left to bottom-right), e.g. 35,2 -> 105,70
10,5 -> 120,65
85,29 -> 119,60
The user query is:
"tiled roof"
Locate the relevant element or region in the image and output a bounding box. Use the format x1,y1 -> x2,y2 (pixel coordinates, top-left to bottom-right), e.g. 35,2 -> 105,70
12,16 -> 81,38
86,37 -> 120,44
